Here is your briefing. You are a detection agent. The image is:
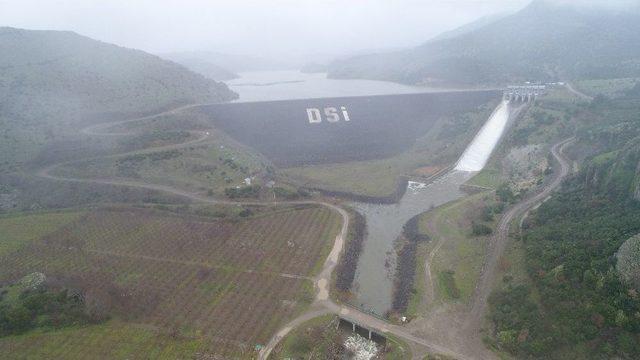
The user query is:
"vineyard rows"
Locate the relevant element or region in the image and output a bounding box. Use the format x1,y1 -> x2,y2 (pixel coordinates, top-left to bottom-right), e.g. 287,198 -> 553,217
0,205 -> 340,357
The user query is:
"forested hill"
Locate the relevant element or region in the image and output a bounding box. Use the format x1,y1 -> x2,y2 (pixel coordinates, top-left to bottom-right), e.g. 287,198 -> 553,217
0,27 -> 237,172
578,85 -> 640,201
327,0 -> 640,86
0,27 -> 237,124
488,83 -> 640,358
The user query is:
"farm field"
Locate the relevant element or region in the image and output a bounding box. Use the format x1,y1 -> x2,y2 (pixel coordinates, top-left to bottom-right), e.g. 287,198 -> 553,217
203,91 -> 499,168
0,205 -> 342,358
0,211 -> 85,257
0,321 -> 204,359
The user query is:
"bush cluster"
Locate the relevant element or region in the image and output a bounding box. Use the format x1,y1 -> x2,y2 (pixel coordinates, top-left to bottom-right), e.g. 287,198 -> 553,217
0,285 -> 93,337
335,211 -> 366,292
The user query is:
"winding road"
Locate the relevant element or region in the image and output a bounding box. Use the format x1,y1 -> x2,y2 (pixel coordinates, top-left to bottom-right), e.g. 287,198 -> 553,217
35,99 -> 576,360
464,137 -> 575,335
565,82 -> 594,101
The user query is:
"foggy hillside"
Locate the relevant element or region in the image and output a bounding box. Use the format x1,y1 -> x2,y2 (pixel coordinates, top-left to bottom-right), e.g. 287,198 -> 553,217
0,27 -> 236,171
0,27 -> 236,120
160,53 -> 238,81
162,51 -> 289,73
328,0 -> 640,85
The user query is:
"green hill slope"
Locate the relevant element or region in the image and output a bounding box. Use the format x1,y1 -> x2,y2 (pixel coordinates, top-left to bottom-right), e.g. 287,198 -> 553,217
0,27 -> 237,172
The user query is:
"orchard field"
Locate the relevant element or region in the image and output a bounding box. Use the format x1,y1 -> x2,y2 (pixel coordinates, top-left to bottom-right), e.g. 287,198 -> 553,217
0,205 -> 341,358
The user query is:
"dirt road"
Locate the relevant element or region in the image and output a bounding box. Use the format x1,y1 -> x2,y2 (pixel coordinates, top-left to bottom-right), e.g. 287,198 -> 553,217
565,82 -> 593,101
462,137 -> 575,350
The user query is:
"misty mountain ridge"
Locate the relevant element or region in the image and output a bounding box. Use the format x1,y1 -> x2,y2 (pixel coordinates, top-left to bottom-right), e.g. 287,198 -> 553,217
327,0 -> 640,85
160,53 -> 239,81
161,51 -> 291,74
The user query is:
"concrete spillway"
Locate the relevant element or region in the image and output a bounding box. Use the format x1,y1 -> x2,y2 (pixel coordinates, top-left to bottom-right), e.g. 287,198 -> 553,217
455,100 -> 510,172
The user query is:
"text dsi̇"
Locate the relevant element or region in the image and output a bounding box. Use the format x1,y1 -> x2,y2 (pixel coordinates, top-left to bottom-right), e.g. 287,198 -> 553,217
306,107 -> 350,123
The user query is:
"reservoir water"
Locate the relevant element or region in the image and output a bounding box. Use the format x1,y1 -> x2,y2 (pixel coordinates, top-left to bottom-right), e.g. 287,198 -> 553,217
227,72 -> 510,315
226,70 -> 434,102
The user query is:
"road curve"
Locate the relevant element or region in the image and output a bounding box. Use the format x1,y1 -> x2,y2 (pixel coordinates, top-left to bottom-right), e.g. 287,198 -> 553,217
565,82 -> 593,101
464,137 -> 575,335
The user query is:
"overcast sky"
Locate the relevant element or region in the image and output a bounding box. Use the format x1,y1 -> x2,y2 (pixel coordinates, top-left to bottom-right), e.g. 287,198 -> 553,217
0,0 -> 533,59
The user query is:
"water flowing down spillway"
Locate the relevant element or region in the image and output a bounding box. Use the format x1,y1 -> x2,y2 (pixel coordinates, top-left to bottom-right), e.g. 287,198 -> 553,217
352,100 -> 511,316
455,100 -> 510,171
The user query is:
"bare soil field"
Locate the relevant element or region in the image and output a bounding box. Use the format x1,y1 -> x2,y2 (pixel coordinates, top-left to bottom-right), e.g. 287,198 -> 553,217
203,91 -> 499,167
0,205 -> 341,358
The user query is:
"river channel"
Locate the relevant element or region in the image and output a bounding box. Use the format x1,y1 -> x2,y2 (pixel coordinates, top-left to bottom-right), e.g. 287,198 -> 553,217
225,72 -> 510,316
352,101 -> 509,315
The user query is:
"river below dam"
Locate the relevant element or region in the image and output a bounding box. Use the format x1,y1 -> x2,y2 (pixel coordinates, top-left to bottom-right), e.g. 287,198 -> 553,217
351,100 -> 510,316
226,72 -> 510,316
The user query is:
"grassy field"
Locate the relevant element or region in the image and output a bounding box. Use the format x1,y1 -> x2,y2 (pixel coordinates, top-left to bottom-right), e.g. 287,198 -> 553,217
0,205 -> 341,358
54,131 -> 266,196
0,321 -> 204,360
283,153 -> 420,197
0,210 -> 84,257
466,166 -> 502,189
270,315 -> 339,359
494,218 -> 536,292
419,192 -> 495,304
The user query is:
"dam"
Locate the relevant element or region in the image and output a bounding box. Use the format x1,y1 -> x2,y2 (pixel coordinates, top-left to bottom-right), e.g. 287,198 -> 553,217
202,90 -> 499,167
217,72 -> 513,316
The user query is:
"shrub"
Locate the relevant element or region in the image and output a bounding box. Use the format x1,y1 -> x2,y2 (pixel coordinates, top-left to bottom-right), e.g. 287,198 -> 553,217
438,270 -> 460,299
273,187 -> 299,200
0,281 -> 95,337
472,222 -> 493,236
224,185 -> 261,199
616,234 -> 640,290
496,183 -> 516,203
335,211 -> 366,292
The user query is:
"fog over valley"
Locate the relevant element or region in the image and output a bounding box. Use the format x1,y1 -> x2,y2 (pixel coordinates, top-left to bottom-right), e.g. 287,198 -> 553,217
2,1 -> 640,359
0,0 -> 533,65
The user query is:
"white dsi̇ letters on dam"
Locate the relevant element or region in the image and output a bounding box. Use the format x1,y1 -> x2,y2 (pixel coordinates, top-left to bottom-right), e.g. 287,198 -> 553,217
306,106 -> 350,123
455,100 -> 510,172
